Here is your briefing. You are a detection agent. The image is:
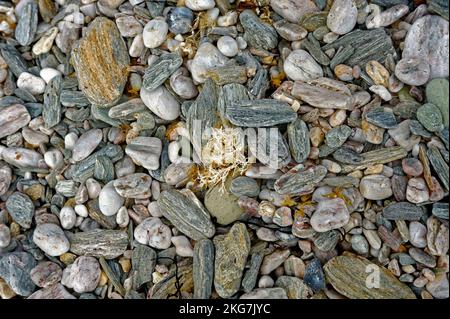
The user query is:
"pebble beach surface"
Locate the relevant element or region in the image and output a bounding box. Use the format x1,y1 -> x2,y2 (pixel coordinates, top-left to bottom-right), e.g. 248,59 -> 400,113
0,0 -> 448,300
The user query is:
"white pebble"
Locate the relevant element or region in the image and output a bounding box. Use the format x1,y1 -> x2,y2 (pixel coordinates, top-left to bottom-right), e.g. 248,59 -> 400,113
143,18 -> 168,49
148,201 -> 163,217
86,178 -> 102,199
185,0 -> 215,11
171,235 -> 194,257
98,181 -> 124,216
64,132 -> 78,150
217,36 -> 239,57
129,34 -> 144,57
116,206 -> 130,228
17,72 -> 46,95
134,217 -> 172,249
0,224 -> 11,248
44,149 -> 64,169
59,206 -> 77,229
74,204 -> 89,217
40,68 -> 62,84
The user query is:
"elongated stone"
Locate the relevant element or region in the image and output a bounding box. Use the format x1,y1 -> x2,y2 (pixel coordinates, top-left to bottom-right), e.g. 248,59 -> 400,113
0,104 -> 31,139
0,45 -> 27,77
15,2 -> 38,46
239,10 -> 278,50
230,177 -> 260,198
69,229 -> 128,259
324,254 -> 416,299
403,15 -> 448,79
5,192 -> 34,229
322,29 -> 396,67
149,264 -> 193,299
42,75 -> 62,128
427,146 -> 449,191
274,164 -> 327,195
242,251 -> 264,293
1,147 -> 44,169
365,107 -> 398,129
158,189 -> 215,241
287,119 -> 310,164
214,223 -> 250,298
71,17 -> 129,107
339,146 -> 408,173
284,50 -> 323,81
204,65 -> 248,85
87,199 -> 117,229
240,287 -> 288,299
132,244 -> 156,288
193,239 -> 214,299
28,284 -> 75,299
426,78 -> 449,127
292,78 -> 354,110
226,99 -> 297,127
113,173 -> 152,199
303,258 -> 325,293
142,52 -> 183,91
270,0 -> 318,23
72,129 -> 103,162
432,202 -> 449,220
383,202 -> 423,221
247,128 -> 291,169
125,137 -> 162,171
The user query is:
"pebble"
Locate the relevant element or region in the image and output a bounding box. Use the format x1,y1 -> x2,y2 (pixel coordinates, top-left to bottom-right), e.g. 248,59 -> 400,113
426,274 -> 449,299
270,0 -> 318,24
5,192 -> 35,229
406,177 -> 429,204
426,78 -> 448,126
32,223 -> 70,257
0,104 -> 31,139
17,72 -> 46,95
359,175 -> 393,200
327,0 -> 357,35
239,10 -> 278,51
185,0 -> 215,11
217,36 -> 239,57
167,7 -> 194,34
125,136 -> 162,171
351,235 -> 370,255
59,206 -> 77,230
395,57 -> 430,86
63,256 -> 101,293
260,249 -> 290,275
140,86 -> 180,121
416,103 -> 444,133
402,158 -> 424,176
98,181 -> 125,216
189,42 -> 228,84
171,236 -> 193,257
170,67 -> 198,99
30,262 -> 62,288
0,252 -> 37,296
366,4 -> 409,29
310,198 -> 350,232
303,258 -> 325,293
0,224 -> 11,248
143,18 -> 168,49
134,217 -> 172,249
32,27 -> 58,55
113,173 -> 152,199
72,129 -> 103,162
230,177 -> 260,198
116,16 -> 142,38
409,221 -> 427,248
284,50 -> 323,82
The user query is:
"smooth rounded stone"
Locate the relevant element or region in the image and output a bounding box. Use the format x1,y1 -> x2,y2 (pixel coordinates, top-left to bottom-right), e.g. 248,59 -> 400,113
284,49 -> 323,82
98,181 -> 124,216
185,0 -> 215,11
272,207 -> 293,227
359,175 -> 392,200
189,42 -> 228,84
2,147 -> 45,169
22,127 -> 49,146
274,164 -> 327,196
125,136 -> 162,171
27,283 -> 76,299
0,164 -> 11,196
0,252 -> 37,297
71,17 -> 129,107
170,67 -> 198,99
115,16 -> 142,37
15,1 -> 38,46
33,27 -> 58,56
114,156 -> 136,178
65,256 -> 101,293
416,103 -> 444,133
113,173 -> 152,199
5,192 -> 35,229
64,132 -> 78,150
213,223 -> 250,298
256,228 -> 277,242
143,18 -> 168,49
258,275 -> 274,288
115,206 -> 129,228
324,255 -> 416,299
167,7 -> 194,34
310,198 -> 350,233
0,104 -> 31,139
351,234 -> 369,255
129,34 -> 144,57
270,0 -> 318,24
239,10 -> 278,51
403,15 -> 449,79
365,107 -> 397,129
217,36 -> 239,57
426,274 -> 449,299
303,258 -> 325,293
260,249 -> 290,275
72,129 -> 103,162
402,158 -> 423,177
134,217 -> 172,249
383,202 -> 423,221
0,224 -> 11,248
17,72 -> 46,95
59,207 -> 76,230
409,221 -> 427,248
366,4 -> 409,29
426,78 -> 448,126
334,64 -> 354,82
284,255 -> 306,278
395,57 -> 430,86
327,0 -> 357,35
30,262 -> 62,288
273,19 -> 307,41
140,86 -> 180,121
86,178 -> 101,199
32,223 -> 70,257
171,235 -> 193,257
409,248 -> 436,268
204,180 -> 243,226
406,177 -> 429,204
230,176 -> 260,198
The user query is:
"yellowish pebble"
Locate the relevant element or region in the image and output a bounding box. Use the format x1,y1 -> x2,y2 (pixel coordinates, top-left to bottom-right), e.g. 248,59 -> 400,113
9,222 -> 21,237
364,164 -> 384,175
0,277 -> 16,299
119,258 -> 131,273
60,252 -> 77,265
99,271 -> 109,286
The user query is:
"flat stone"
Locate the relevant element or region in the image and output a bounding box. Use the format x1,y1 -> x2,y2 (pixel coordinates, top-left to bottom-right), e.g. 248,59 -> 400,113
69,229 -> 128,259
5,192 -> 34,229
205,180 -> 244,226
213,223 -> 250,298
303,258 -> 325,293
324,254 -> 416,299
71,17 -> 129,107
270,0 -> 318,23
383,202 -> 423,221
417,103 -> 444,133
284,50 -> 323,82
0,104 -> 31,139
239,10 -> 278,50
425,78 -> 448,124
359,175 -> 392,200
0,252 -> 36,297
113,173 -> 152,199
274,164 -> 327,196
